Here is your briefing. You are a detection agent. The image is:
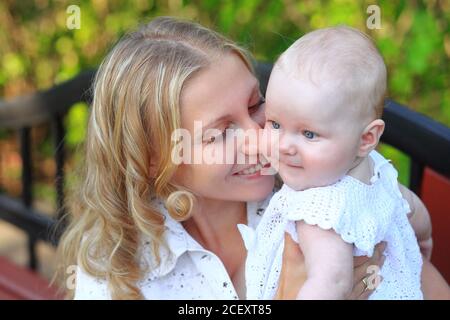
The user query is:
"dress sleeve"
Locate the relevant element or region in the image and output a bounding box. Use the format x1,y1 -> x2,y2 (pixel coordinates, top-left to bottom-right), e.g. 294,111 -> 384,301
282,182 -> 385,257
369,150 -> 411,217
282,183 -> 347,231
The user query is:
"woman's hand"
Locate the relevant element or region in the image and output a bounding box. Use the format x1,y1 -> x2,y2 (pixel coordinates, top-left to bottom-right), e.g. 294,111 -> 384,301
274,233 -> 307,299
421,255 -> 450,299
398,183 -> 433,260
347,242 -> 387,300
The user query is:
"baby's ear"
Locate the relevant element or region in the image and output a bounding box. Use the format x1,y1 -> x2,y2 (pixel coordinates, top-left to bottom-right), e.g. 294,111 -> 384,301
357,119 -> 385,157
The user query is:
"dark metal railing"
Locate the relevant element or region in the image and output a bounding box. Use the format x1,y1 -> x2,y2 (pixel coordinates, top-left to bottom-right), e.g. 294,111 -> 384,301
0,63 -> 449,270
0,70 -> 95,269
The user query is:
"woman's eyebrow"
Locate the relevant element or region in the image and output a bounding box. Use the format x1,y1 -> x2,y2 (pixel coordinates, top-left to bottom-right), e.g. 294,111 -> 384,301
193,115 -> 229,141
204,115 -> 229,130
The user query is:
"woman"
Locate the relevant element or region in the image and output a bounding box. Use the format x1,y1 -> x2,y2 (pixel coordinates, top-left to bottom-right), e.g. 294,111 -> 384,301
56,16 -> 449,300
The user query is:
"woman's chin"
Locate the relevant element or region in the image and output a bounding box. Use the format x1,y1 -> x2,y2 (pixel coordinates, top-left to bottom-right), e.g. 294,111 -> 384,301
230,174 -> 275,201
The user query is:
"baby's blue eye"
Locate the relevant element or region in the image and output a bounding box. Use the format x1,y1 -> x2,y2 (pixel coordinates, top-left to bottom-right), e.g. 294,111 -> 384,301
303,130 -> 316,139
271,121 -> 281,129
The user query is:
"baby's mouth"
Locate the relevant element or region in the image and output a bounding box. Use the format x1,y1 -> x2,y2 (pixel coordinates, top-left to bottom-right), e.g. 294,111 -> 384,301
280,160 -> 303,169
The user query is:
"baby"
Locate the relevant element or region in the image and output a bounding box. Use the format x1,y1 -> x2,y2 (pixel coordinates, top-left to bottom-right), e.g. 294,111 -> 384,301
238,26 -> 432,300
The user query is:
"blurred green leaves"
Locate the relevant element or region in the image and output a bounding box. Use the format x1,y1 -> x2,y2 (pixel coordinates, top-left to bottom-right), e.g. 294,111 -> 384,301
0,0 -> 449,186
2,53 -> 27,80
65,102 -> 89,148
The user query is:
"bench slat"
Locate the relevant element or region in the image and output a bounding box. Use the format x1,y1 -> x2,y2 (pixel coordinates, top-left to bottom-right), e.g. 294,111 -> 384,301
0,256 -> 62,300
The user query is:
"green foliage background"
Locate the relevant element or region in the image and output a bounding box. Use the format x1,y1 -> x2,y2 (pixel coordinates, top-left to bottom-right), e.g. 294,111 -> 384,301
1,0 -> 449,193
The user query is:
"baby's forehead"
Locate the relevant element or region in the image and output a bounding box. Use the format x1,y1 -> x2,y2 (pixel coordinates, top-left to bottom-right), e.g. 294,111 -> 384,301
277,26 -> 380,79
272,26 -> 385,120
268,65 -> 372,126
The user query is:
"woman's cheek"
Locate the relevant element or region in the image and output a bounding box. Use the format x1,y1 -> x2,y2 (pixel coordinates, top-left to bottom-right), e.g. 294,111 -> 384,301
260,128 -> 280,160
251,108 -> 266,128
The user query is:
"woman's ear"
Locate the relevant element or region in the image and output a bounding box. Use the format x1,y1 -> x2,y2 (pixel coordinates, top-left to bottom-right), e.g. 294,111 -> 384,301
357,119 -> 385,157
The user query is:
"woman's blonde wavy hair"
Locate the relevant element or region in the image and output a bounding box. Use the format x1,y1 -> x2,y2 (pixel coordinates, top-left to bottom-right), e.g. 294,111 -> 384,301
55,16 -> 254,299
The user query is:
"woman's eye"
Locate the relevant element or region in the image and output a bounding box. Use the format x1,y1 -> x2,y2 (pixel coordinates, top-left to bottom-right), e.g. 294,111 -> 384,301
205,125 -> 233,144
206,136 -> 216,144
271,121 -> 281,130
303,130 -> 316,139
205,132 -> 223,144
249,97 -> 265,114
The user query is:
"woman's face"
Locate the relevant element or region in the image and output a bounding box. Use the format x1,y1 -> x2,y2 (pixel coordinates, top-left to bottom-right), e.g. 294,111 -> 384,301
172,53 -> 275,203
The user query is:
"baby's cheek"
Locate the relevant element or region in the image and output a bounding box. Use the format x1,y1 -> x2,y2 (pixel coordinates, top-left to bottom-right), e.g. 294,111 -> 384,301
307,146 -> 344,180
306,145 -> 330,165
323,150 -> 351,178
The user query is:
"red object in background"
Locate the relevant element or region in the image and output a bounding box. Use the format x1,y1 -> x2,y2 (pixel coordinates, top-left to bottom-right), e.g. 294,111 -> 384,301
0,256 -> 63,299
421,167 -> 450,284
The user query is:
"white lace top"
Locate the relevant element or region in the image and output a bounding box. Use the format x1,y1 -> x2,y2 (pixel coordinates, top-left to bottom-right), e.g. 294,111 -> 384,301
238,150 -> 423,300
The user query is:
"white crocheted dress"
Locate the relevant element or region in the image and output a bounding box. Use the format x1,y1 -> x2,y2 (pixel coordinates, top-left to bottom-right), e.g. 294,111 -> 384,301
238,150 -> 423,300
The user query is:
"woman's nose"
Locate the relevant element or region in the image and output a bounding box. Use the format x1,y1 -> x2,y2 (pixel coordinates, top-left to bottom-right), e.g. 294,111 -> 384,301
252,103 -> 266,129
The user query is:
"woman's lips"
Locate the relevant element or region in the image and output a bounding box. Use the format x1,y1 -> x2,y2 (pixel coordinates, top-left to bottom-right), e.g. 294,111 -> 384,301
232,162 -> 271,176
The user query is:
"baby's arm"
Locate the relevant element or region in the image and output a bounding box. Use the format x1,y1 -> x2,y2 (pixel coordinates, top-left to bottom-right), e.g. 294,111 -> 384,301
295,221 -> 353,300
398,184 -> 433,260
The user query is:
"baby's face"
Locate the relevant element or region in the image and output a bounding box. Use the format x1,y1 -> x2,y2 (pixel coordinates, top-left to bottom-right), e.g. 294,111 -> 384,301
263,65 -> 364,191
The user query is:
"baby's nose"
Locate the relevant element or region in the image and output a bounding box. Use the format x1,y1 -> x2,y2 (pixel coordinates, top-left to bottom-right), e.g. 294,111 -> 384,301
279,136 -> 298,156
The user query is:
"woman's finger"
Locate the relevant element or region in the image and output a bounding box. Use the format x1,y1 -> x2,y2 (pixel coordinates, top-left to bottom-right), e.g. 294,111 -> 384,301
373,241 -> 387,260
353,253 -> 385,287
358,276 -> 384,300
365,242 -> 387,272
351,242 -> 387,300
349,279 -> 371,300
353,255 -> 369,268
357,287 -> 374,300
353,262 -> 368,284
353,275 -> 384,300
354,241 -> 386,267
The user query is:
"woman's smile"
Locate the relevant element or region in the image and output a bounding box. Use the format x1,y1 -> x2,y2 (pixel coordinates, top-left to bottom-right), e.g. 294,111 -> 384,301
232,161 -> 271,179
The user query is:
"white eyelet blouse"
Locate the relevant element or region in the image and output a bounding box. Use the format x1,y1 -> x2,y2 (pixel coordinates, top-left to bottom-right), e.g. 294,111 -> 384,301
73,195 -> 272,299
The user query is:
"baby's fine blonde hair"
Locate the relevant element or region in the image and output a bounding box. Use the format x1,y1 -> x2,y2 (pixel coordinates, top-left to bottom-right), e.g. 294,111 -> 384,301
277,25 -> 387,119
55,16 -> 253,299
